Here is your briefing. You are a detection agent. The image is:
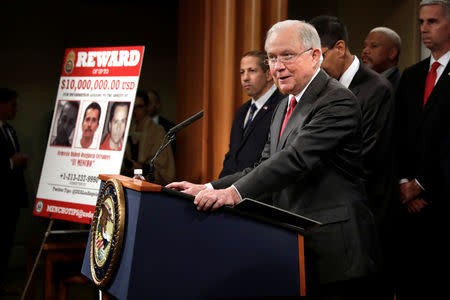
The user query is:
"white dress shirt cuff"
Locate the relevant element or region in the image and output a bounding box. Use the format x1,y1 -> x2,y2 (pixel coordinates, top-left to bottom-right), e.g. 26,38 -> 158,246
399,178 -> 425,191
415,179 -> 425,191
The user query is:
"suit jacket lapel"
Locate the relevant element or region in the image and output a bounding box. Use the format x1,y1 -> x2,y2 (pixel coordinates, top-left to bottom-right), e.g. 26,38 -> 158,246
271,97 -> 288,153
238,101 -> 251,139
241,90 -> 280,141
276,70 -> 328,151
241,103 -> 267,140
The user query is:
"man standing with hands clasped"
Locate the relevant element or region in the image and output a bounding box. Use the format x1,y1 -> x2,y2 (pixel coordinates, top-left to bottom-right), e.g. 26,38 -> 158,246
168,20 -> 380,298
394,0 -> 450,298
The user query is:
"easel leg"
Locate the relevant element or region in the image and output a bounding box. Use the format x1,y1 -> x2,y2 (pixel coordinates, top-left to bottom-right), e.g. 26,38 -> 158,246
21,219 -> 55,300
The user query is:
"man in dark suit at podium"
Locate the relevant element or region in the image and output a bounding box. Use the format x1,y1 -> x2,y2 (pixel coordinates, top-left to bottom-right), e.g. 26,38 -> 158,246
168,20 -> 380,298
0,88 -> 28,295
219,50 -> 283,179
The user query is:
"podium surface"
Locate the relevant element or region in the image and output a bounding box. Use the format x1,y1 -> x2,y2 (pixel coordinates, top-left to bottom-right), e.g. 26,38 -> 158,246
82,175 -> 318,299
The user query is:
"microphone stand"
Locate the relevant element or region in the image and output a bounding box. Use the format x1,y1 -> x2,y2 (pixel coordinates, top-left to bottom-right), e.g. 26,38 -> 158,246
146,134 -> 176,183
146,110 -> 204,183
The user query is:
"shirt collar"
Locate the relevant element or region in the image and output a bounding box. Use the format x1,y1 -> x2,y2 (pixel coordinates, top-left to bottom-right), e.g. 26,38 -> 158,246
251,84 -> 277,110
339,55 -> 359,88
290,67 -> 321,104
381,66 -> 397,78
430,49 -> 450,70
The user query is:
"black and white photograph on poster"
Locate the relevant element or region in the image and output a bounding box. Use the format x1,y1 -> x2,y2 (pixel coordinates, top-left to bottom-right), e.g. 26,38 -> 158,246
49,100 -> 80,147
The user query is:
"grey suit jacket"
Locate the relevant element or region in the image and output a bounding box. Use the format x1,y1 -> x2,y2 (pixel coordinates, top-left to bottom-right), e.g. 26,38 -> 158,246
212,70 -> 380,287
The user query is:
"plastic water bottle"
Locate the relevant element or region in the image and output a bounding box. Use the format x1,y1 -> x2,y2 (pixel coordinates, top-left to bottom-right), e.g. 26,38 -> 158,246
133,169 -> 145,181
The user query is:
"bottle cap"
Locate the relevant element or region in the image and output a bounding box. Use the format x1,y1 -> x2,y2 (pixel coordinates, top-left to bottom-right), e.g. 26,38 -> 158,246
134,169 -> 143,175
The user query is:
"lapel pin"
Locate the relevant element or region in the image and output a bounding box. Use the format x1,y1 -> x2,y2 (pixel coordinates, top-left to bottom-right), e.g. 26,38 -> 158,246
263,106 -> 268,110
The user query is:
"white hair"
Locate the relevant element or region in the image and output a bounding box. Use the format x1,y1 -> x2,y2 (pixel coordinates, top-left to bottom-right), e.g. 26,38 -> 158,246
370,26 -> 402,52
264,20 -> 322,52
420,0 -> 450,20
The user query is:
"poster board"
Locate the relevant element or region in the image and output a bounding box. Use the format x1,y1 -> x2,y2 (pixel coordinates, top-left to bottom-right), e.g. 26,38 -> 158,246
34,46 -> 144,224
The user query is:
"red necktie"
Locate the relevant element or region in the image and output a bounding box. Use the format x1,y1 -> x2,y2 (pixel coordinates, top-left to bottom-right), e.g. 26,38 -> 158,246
423,61 -> 440,107
280,96 -> 297,138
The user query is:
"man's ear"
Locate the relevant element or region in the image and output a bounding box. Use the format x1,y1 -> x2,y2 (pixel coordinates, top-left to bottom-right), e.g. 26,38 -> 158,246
334,40 -> 346,57
389,47 -> 398,61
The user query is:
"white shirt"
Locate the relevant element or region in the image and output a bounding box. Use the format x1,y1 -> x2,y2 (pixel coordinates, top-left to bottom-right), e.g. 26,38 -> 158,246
243,84 -> 277,126
339,55 -> 360,88
429,49 -> 450,85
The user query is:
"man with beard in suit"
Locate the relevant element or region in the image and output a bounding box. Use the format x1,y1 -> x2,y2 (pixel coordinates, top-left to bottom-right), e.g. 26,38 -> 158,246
219,50 -> 283,180
168,20 -> 380,298
362,26 -> 402,92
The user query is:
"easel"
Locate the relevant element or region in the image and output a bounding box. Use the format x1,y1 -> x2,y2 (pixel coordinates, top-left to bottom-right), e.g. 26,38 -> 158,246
21,218 -> 91,300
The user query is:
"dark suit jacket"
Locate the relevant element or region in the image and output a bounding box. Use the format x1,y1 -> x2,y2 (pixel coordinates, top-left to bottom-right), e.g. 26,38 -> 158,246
219,88 -> 284,178
396,57 -> 450,208
212,70 -> 380,287
0,124 -> 27,208
384,66 -> 401,93
349,61 -> 395,221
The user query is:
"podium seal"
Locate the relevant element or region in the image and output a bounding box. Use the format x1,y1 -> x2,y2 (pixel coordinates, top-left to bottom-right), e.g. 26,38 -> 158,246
90,178 -> 125,287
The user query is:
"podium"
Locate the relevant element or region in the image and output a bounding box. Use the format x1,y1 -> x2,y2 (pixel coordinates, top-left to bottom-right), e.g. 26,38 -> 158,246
81,175 -> 320,299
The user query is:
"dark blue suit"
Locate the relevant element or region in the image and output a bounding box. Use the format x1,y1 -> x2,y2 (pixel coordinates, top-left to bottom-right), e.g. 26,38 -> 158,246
219,88 -> 283,178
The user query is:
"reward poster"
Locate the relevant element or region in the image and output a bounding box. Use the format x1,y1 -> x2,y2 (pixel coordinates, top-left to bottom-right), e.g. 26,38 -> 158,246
34,46 -> 144,224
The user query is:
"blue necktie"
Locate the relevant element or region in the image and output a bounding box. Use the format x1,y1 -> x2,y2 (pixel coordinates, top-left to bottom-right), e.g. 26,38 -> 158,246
243,104 -> 257,134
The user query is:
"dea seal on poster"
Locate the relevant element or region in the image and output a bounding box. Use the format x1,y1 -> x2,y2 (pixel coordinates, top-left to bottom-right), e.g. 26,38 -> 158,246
90,178 -> 125,287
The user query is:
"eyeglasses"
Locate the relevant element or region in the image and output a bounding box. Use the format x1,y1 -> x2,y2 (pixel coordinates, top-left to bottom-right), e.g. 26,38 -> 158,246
266,48 -> 312,66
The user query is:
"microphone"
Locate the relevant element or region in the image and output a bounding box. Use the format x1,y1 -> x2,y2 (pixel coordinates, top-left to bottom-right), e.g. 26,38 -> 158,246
147,110 -> 204,183
165,110 -> 204,137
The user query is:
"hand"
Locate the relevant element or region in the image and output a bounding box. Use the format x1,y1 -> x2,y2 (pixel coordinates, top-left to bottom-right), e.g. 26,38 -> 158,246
406,198 -> 428,213
166,181 -> 207,196
194,186 -> 241,211
11,153 -> 28,169
399,180 -> 422,204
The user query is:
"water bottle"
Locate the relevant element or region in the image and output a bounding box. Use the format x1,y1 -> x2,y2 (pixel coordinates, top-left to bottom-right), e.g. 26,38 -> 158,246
133,169 -> 145,181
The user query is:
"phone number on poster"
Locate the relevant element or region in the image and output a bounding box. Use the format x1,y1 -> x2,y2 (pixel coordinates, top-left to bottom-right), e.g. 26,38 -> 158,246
60,79 -> 135,92
59,173 -> 99,183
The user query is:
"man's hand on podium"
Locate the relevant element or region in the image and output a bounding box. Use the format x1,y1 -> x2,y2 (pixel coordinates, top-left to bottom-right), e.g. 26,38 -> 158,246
194,187 -> 241,211
166,182 -> 241,211
166,181 -> 207,196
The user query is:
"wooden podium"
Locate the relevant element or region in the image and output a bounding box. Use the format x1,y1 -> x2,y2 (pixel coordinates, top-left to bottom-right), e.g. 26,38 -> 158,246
81,175 -> 320,299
